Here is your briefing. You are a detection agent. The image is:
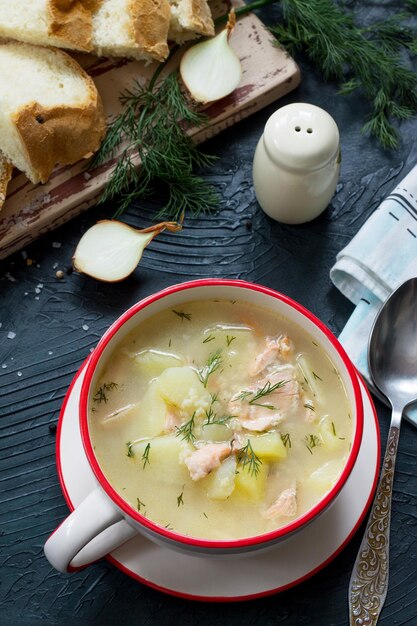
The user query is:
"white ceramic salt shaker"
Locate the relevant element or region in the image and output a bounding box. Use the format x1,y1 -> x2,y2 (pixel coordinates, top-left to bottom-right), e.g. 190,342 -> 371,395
252,103 -> 340,224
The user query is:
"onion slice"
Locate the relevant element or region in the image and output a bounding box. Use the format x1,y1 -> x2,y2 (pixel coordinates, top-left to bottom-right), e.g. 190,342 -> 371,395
179,11 -> 242,104
73,220 -> 181,282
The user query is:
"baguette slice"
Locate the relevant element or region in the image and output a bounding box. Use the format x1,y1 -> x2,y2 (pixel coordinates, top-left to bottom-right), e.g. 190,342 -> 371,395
91,0 -> 171,62
0,155 -> 13,209
0,41 -> 106,184
0,0 -> 214,63
168,0 -> 214,43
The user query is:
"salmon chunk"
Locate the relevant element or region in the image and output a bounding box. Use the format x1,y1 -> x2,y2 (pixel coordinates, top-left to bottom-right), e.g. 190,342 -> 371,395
184,443 -> 231,481
250,335 -> 294,376
239,413 -> 283,432
230,368 -> 300,429
263,486 -> 297,519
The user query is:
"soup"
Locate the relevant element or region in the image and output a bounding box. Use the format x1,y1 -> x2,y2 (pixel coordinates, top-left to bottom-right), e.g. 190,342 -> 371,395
89,299 -> 352,541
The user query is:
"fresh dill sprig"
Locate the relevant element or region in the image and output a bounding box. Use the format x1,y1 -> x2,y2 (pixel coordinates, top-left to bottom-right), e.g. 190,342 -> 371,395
137,497 -> 146,511
281,432 -> 292,448
172,310 -> 192,322
235,390 -> 253,402
203,393 -> 233,425
198,349 -> 222,388
203,335 -> 215,343
226,335 -> 236,346
204,410 -> 234,426
126,441 -> 135,458
237,441 -> 262,477
235,380 -> 287,410
304,402 -> 315,412
90,67 -> 218,220
177,488 -> 185,507
93,382 -> 118,404
270,0 -> 417,149
141,442 -> 151,468
249,380 -> 287,407
176,411 -> 197,443
305,433 -> 322,454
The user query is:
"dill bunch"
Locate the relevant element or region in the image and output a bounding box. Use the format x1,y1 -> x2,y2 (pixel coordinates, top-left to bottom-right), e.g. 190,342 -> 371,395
270,0 -> 417,149
91,68 -> 218,221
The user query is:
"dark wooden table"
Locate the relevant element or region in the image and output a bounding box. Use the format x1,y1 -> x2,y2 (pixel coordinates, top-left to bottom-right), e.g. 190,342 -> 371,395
1,3 -> 417,625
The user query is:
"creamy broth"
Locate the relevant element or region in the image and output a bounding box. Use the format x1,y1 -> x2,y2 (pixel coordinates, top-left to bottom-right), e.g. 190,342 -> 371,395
89,299 -> 352,540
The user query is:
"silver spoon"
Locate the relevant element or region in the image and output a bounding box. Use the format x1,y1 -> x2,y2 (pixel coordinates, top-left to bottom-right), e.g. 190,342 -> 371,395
349,277 -> 417,626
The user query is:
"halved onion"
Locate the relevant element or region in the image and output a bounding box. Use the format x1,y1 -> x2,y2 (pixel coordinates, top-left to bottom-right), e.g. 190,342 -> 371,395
73,220 -> 181,282
180,11 -> 242,104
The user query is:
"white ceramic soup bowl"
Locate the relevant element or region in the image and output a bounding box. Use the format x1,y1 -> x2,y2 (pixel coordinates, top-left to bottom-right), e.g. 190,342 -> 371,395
44,279 -> 363,573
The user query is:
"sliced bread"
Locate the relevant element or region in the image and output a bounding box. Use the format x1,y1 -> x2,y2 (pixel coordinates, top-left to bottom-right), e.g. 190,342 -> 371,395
91,0 -> 171,62
168,0 -> 214,43
0,0 -> 99,53
0,0 -> 213,63
0,155 -> 13,209
0,41 -> 106,184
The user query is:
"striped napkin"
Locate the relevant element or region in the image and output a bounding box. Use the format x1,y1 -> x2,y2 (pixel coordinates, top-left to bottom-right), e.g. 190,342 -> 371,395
330,164 -> 417,427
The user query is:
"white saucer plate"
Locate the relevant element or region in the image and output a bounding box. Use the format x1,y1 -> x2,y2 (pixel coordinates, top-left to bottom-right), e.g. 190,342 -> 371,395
56,362 -> 380,601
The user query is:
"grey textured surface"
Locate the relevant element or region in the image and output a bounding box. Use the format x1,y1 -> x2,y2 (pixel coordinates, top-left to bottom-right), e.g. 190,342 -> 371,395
1,3 -> 417,625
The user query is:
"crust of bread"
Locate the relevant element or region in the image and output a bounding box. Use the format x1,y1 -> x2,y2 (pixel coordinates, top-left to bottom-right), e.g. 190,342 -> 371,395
10,47 -> 106,184
182,0 -> 214,36
130,0 -> 171,63
0,156 -> 13,209
47,1 -> 102,52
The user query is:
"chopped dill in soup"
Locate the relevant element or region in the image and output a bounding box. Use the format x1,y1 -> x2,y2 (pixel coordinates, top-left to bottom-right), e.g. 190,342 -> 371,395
89,300 -> 352,540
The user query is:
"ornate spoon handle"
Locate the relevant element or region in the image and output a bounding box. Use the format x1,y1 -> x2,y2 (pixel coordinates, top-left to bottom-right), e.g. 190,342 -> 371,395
349,420 -> 401,626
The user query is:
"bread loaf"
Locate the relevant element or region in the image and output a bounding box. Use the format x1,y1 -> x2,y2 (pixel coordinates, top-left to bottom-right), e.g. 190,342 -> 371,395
0,155 -> 12,209
0,41 -> 106,184
0,0 -> 214,63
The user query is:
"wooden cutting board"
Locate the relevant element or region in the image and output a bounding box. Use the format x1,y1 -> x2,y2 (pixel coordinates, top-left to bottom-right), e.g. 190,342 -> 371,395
0,4 -> 300,260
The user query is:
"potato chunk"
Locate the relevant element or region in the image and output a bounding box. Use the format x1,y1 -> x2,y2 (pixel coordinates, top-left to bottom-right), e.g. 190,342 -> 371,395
135,349 -> 184,377
319,416 -> 344,450
248,432 -> 288,461
234,462 -> 268,500
206,456 -> 237,500
129,434 -> 182,463
133,381 -> 167,438
305,459 -> 344,493
155,366 -> 211,416
199,423 -> 233,443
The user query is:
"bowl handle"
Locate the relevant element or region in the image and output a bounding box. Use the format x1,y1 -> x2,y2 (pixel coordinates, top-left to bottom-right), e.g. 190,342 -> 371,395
44,488 -> 136,572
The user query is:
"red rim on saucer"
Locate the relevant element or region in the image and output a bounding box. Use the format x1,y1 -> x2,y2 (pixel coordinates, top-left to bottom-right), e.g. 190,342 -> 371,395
56,363 -> 379,601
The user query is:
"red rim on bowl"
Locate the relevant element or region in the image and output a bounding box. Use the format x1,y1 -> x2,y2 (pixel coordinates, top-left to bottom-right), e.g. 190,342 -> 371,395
80,279 -> 364,551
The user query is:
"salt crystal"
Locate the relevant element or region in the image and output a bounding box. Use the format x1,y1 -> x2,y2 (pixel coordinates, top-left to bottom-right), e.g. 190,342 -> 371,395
7,331 -> 16,339
36,264 -> 40,268
48,350 -> 53,355
82,324 -> 89,331
53,262 -> 58,269
24,292 -> 28,296
2,364 -> 6,369
35,288 -> 41,294
37,283 -> 43,289
5,272 -> 16,282
17,371 -> 22,377
52,242 -> 61,249
0,323 -> 2,328
35,296 -> 40,300
84,172 -> 92,181
21,250 -> 28,260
